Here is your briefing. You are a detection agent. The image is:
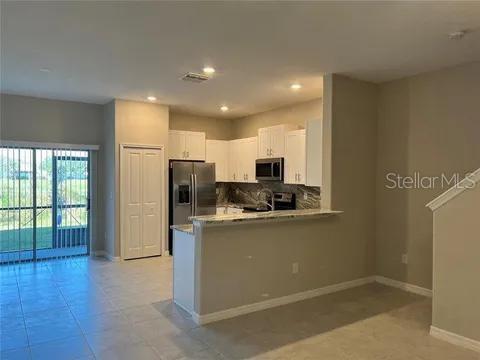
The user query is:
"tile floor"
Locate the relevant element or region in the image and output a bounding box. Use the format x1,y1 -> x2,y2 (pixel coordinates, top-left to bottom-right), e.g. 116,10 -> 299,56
1,256 -> 479,360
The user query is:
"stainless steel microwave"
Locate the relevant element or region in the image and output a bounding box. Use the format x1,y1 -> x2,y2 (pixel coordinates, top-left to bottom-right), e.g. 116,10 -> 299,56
255,158 -> 284,181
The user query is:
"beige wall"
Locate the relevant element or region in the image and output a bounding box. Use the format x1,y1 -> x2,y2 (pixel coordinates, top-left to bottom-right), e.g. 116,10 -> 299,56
169,112 -> 233,140
432,184 -> 480,342
0,94 -> 103,144
110,99 -> 169,258
0,94 -> 105,251
376,61 -> 480,289
196,216 -> 373,314
102,101 -> 116,256
231,98 -> 323,139
329,74 -> 378,279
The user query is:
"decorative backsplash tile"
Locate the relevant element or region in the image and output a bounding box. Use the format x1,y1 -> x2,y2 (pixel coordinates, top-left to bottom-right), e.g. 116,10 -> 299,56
216,182 -> 321,209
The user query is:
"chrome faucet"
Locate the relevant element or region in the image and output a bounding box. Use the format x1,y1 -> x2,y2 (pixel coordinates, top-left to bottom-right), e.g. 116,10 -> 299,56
257,188 -> 275,211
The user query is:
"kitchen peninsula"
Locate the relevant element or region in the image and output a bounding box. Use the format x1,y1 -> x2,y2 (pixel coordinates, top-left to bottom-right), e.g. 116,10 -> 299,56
171,208 -> 369,325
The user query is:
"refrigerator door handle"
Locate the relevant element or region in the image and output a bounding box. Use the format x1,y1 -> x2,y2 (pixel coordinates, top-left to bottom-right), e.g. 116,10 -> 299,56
194,174 -> 198,216
190,174 -> 195,216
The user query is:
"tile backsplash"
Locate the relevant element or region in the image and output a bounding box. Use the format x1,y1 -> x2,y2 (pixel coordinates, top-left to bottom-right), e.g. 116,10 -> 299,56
216,182 -> 321,209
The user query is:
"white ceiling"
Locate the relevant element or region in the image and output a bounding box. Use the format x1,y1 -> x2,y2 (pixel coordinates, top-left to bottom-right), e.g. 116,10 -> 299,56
1,1 -> 479,118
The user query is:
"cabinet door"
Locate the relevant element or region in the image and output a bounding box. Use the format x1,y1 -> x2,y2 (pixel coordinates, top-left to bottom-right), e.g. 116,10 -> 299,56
285,130 -> 306,184
296,131 -> 306,184
269,125 -> 286,158
169,131 -> 186,160
257,128 -> 271,158
284,132 -> 297,184
228,140 -> 239,182
243,137 -> 258,183
305,119 -> 322,186
206,140 -> 228,182
185,132 -> 206,160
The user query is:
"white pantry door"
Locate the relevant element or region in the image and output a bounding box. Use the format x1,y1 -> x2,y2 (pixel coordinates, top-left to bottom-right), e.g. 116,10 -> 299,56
122,146 -> 163,259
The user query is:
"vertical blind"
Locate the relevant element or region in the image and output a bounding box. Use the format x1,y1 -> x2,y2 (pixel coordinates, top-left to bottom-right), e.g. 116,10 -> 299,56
0,144 -> 91,264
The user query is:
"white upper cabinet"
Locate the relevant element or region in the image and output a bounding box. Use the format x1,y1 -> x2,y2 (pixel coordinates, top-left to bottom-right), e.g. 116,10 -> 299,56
257,124 -> 299,158
305,119 -> 322,186
206,140 -> 229,182
285,129 -> 306,185
229,137 -> 257,183
168,130 -> 206,160
239,137 -> 257,183
168,131 -> 186,160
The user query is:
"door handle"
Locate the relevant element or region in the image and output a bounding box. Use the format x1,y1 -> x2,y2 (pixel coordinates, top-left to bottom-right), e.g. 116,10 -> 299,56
193,174 -> 198,216
190,174 -> 195,215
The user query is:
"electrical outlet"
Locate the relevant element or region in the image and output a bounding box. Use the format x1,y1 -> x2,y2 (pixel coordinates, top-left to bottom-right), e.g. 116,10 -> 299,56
401,254 -> 408,264
303,193 -> 308,200
216,188 -> 219,195
292,262 -> 299,274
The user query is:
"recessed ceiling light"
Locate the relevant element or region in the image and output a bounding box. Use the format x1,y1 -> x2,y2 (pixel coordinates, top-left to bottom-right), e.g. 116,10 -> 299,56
203,67 -> 215,74
220,105 -> 229,112
147,96 -> 157,101
290,83 -> 302,90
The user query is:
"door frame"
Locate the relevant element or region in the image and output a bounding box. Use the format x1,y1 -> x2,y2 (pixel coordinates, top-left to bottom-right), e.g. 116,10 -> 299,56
119,144 -> 165,260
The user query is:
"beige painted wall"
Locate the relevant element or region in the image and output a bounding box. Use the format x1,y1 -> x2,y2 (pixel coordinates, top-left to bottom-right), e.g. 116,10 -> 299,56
102,101 -> 116,256
196,216 -> 372,314
0,94 -> 105,251
110,99 -> 169,258
231,98 -> 323,139
376,61 -> 480,289
169,112 -> 233,140
432,184 -> 480,342
329,74 -> 378,279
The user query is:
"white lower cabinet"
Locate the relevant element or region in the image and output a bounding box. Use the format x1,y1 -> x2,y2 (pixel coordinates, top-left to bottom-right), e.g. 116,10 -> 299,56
285,129 -> 306,184
206,140 -> 229,182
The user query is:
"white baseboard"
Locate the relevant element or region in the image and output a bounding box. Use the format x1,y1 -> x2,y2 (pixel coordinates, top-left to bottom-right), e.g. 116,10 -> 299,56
375,276 -> 432,297
93,250 -> 121,262
191,276 -> 376,325
430,326 -> 480,353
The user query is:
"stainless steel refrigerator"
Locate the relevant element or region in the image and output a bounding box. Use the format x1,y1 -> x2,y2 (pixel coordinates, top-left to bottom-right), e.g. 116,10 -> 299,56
169,161 -> 216,253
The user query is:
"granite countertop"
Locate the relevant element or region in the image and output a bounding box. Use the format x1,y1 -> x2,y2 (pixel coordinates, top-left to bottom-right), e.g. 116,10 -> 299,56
190,208 -> 342,225
170,224 -> 194,234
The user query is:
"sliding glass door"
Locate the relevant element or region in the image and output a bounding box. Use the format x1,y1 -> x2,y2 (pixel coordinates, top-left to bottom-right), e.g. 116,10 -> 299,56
0,146 -> 90,263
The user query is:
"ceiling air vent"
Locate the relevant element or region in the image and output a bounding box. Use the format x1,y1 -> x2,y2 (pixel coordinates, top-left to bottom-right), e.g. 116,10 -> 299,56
181,72 -> 209,83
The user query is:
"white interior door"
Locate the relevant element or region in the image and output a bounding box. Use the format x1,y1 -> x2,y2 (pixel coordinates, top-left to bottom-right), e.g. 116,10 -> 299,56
122,146 -> 164,259
123,148 -> 143,259
141,149 -> 162,257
